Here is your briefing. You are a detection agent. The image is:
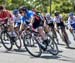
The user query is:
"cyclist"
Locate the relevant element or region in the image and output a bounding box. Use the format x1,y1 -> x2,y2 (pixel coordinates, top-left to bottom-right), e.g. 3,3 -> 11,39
13,9 -> 21,31
0,5 -> 18,40
54,11 -> 70,47
45,13 -> 59,43
0,5 -> 13,32
68,12 -> 75,40
19,6 -> 49,50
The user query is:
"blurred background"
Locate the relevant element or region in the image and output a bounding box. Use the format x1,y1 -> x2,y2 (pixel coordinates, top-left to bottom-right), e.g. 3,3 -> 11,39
0,0 -> 75,21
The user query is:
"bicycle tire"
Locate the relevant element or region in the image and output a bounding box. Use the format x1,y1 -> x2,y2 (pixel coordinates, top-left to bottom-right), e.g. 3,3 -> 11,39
23,34 -> 42,57
15,36 -> 22,50
1,31 -> 13,51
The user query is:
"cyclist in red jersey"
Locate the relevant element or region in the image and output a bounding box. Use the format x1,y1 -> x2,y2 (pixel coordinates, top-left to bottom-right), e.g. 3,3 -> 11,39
0,5 -> 14,34
0,5 -> 13,23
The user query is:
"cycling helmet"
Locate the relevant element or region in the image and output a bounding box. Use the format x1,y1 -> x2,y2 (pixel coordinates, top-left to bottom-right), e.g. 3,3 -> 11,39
13,9 -> 19,15
54,11 -> 59,16
46,13 -> 51,17
0,5 -> 4,10
19,6 -> 28,13
69,12 -> 74,16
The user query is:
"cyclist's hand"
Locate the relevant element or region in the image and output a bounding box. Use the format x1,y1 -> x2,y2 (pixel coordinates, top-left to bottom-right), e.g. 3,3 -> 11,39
0,17 -> 8,21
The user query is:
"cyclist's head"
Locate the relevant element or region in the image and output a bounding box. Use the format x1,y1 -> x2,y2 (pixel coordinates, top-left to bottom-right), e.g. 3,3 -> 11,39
69,12 -> 74,17
54,11 -> 59,16
46,13 -> 51,17
19,6 -> 28,16
0,5 -> 4,12
45,13 -> 51,20
13,9 -> 19,16
32,8 -> 37,12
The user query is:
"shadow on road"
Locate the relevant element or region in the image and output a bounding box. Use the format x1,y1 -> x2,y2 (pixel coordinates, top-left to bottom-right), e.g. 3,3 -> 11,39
0,48 -> 31,57
40,55 -> 60,59
65,47 -> 75,50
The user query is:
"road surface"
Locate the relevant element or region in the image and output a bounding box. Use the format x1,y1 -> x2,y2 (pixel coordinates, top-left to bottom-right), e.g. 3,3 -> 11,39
0,30 -> 75,63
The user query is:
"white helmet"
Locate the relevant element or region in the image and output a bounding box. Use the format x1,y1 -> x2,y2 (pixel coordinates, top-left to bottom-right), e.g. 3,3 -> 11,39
46,13 -> 51,17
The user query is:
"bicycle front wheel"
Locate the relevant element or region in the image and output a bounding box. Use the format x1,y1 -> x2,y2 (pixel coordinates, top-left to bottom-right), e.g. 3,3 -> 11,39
14,32 -> 22,50
23,34 -> 42,57
1,31 -> 13,51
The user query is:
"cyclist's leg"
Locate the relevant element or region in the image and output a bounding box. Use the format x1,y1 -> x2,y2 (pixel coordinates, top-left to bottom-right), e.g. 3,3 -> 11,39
56,23 -> 62,39
70,24 -> 75,39
7,21 -> 17,38
61,23 -> 69,40
14,23 -> 21,33
60,22 -> 71,45
38,26 -> 47,40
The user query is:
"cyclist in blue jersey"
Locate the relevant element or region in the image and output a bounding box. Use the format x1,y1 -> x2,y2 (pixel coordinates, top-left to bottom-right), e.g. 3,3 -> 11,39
19,6 -> 34,30
19,6 -> 49,51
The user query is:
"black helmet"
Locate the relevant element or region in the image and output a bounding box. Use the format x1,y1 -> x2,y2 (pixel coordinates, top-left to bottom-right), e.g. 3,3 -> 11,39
0,5 -> 4,10
19,6 -> 28,13
54,11 -> 59,16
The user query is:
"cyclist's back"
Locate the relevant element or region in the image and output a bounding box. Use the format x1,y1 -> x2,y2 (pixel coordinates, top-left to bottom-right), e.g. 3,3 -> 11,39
0,6 -> 13,23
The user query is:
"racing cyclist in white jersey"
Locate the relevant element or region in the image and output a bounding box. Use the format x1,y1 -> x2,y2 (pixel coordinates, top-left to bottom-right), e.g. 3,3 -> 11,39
54,12 -> 70,47
45,13 -> 59,43
13,9 -> 21,30
68,12 -> 75,40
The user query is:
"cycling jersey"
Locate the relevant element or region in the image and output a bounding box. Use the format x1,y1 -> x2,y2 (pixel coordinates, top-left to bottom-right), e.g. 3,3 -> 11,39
54,15 -> 65,29
0,10 -> 13,22
54,15 -> 62,23
68,16 -> 75,29
68,16 -> 75,25
33,14 -> 43,29
13,14 -> 21,27
13,14 -> 21,23
46,16 -> 54,24
21,10 -> 34,24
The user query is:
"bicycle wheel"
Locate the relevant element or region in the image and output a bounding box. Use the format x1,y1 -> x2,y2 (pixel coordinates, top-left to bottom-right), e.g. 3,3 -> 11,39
13,32 -> 22,50
15,35 -> 22,50
47,34 -> 59,55
23,34 -> 42,57
1,31 -> 13,51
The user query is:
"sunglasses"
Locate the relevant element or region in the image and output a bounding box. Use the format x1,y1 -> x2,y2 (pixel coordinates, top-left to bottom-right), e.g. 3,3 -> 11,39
19,11 -> 24,14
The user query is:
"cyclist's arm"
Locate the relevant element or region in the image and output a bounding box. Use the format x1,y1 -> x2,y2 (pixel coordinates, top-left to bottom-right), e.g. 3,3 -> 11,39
29,16 -> 34,25
0,17 -> 8,21
67,18 -> 72,29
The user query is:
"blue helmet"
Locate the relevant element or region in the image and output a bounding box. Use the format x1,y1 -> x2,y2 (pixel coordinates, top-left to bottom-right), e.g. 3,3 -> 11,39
69,12 -> 74,17
13,9 -> 19,15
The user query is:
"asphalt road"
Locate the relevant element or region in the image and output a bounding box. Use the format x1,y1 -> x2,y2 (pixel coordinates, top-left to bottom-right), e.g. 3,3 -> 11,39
0,29 -> 75,63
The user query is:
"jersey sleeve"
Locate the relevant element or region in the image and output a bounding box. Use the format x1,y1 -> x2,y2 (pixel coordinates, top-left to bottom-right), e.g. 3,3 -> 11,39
28,11 -> 34,18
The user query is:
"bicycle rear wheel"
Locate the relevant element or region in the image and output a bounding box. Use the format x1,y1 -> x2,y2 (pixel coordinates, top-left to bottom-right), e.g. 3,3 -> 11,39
1,31 -> 13,51
23,34 -> 42,57
14,32 -> 22,50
